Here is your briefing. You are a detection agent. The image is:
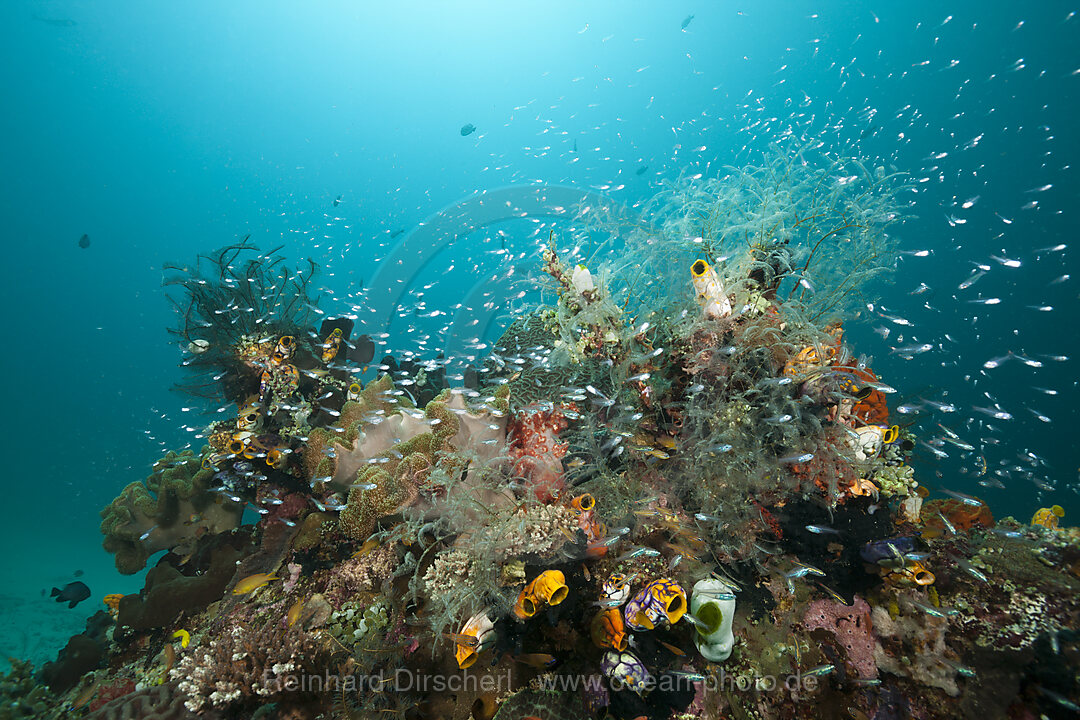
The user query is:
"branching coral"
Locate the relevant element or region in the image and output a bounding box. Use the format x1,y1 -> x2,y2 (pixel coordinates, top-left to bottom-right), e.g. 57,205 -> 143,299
0,659 -> 54,719
323,543 -> 398,606
100,450 -> 243,574
170,616 -> 321,713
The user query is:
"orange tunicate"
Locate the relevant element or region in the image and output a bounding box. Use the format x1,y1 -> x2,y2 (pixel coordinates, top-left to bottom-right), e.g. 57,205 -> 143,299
835,364 -> 889,425
919,498 -> 994,538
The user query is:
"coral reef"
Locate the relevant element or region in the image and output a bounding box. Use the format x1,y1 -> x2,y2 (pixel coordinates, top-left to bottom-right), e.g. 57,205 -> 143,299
21,151 -> 1078,720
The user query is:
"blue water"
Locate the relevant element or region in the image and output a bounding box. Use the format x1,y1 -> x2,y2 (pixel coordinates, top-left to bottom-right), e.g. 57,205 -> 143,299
0,1 -> 1076,668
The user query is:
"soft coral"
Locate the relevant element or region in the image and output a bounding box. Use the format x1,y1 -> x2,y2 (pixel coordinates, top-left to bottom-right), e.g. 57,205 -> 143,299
508,403 -> 574,502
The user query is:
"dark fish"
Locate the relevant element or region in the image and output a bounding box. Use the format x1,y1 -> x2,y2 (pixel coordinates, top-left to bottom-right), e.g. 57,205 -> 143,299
34,15 -> 77,27
853,386 -> 874,401
636,164 -> 648,176
51,581 -> 91,609
389,228 -> 406,239
73,569 -> 84,577
460,123 -> 477,137
514,653 -> 557,669
681,14 -> 694,29
78,234 -> 90,249
860,537 -> 917,565
332,195 -> 343,207
349,334 -> 375,365
572,139 -> 578,153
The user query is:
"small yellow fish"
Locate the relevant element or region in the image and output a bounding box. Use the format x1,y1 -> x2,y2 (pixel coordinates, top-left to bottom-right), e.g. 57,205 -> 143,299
232,573 -> 277,595
69,682 -> 98,710
171,629 -> 190,648
351,538 -> 380,558
162,642 -> 176,674
287,598 -> 305,628
514,653 -> 557,669
659,640 -> 687,656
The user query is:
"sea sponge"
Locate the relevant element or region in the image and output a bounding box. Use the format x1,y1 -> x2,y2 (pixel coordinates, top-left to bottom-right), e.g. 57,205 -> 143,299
919,498 -> 994,538
99,449 -> 243,574
871,593 -> 959,696
117,538 -> 249,630
845,367 -> 889,425
802,595 -> 877,680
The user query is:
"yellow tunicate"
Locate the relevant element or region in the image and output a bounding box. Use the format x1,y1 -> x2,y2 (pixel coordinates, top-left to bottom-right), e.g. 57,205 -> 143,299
1032,507 -> 1063,530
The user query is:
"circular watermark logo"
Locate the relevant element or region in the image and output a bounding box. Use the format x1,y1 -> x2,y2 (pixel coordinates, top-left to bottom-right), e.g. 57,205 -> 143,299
358,183 -> 642,362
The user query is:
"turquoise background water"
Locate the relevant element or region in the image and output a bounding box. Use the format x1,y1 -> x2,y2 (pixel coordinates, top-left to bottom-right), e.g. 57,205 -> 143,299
0,1 -> 1075,668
